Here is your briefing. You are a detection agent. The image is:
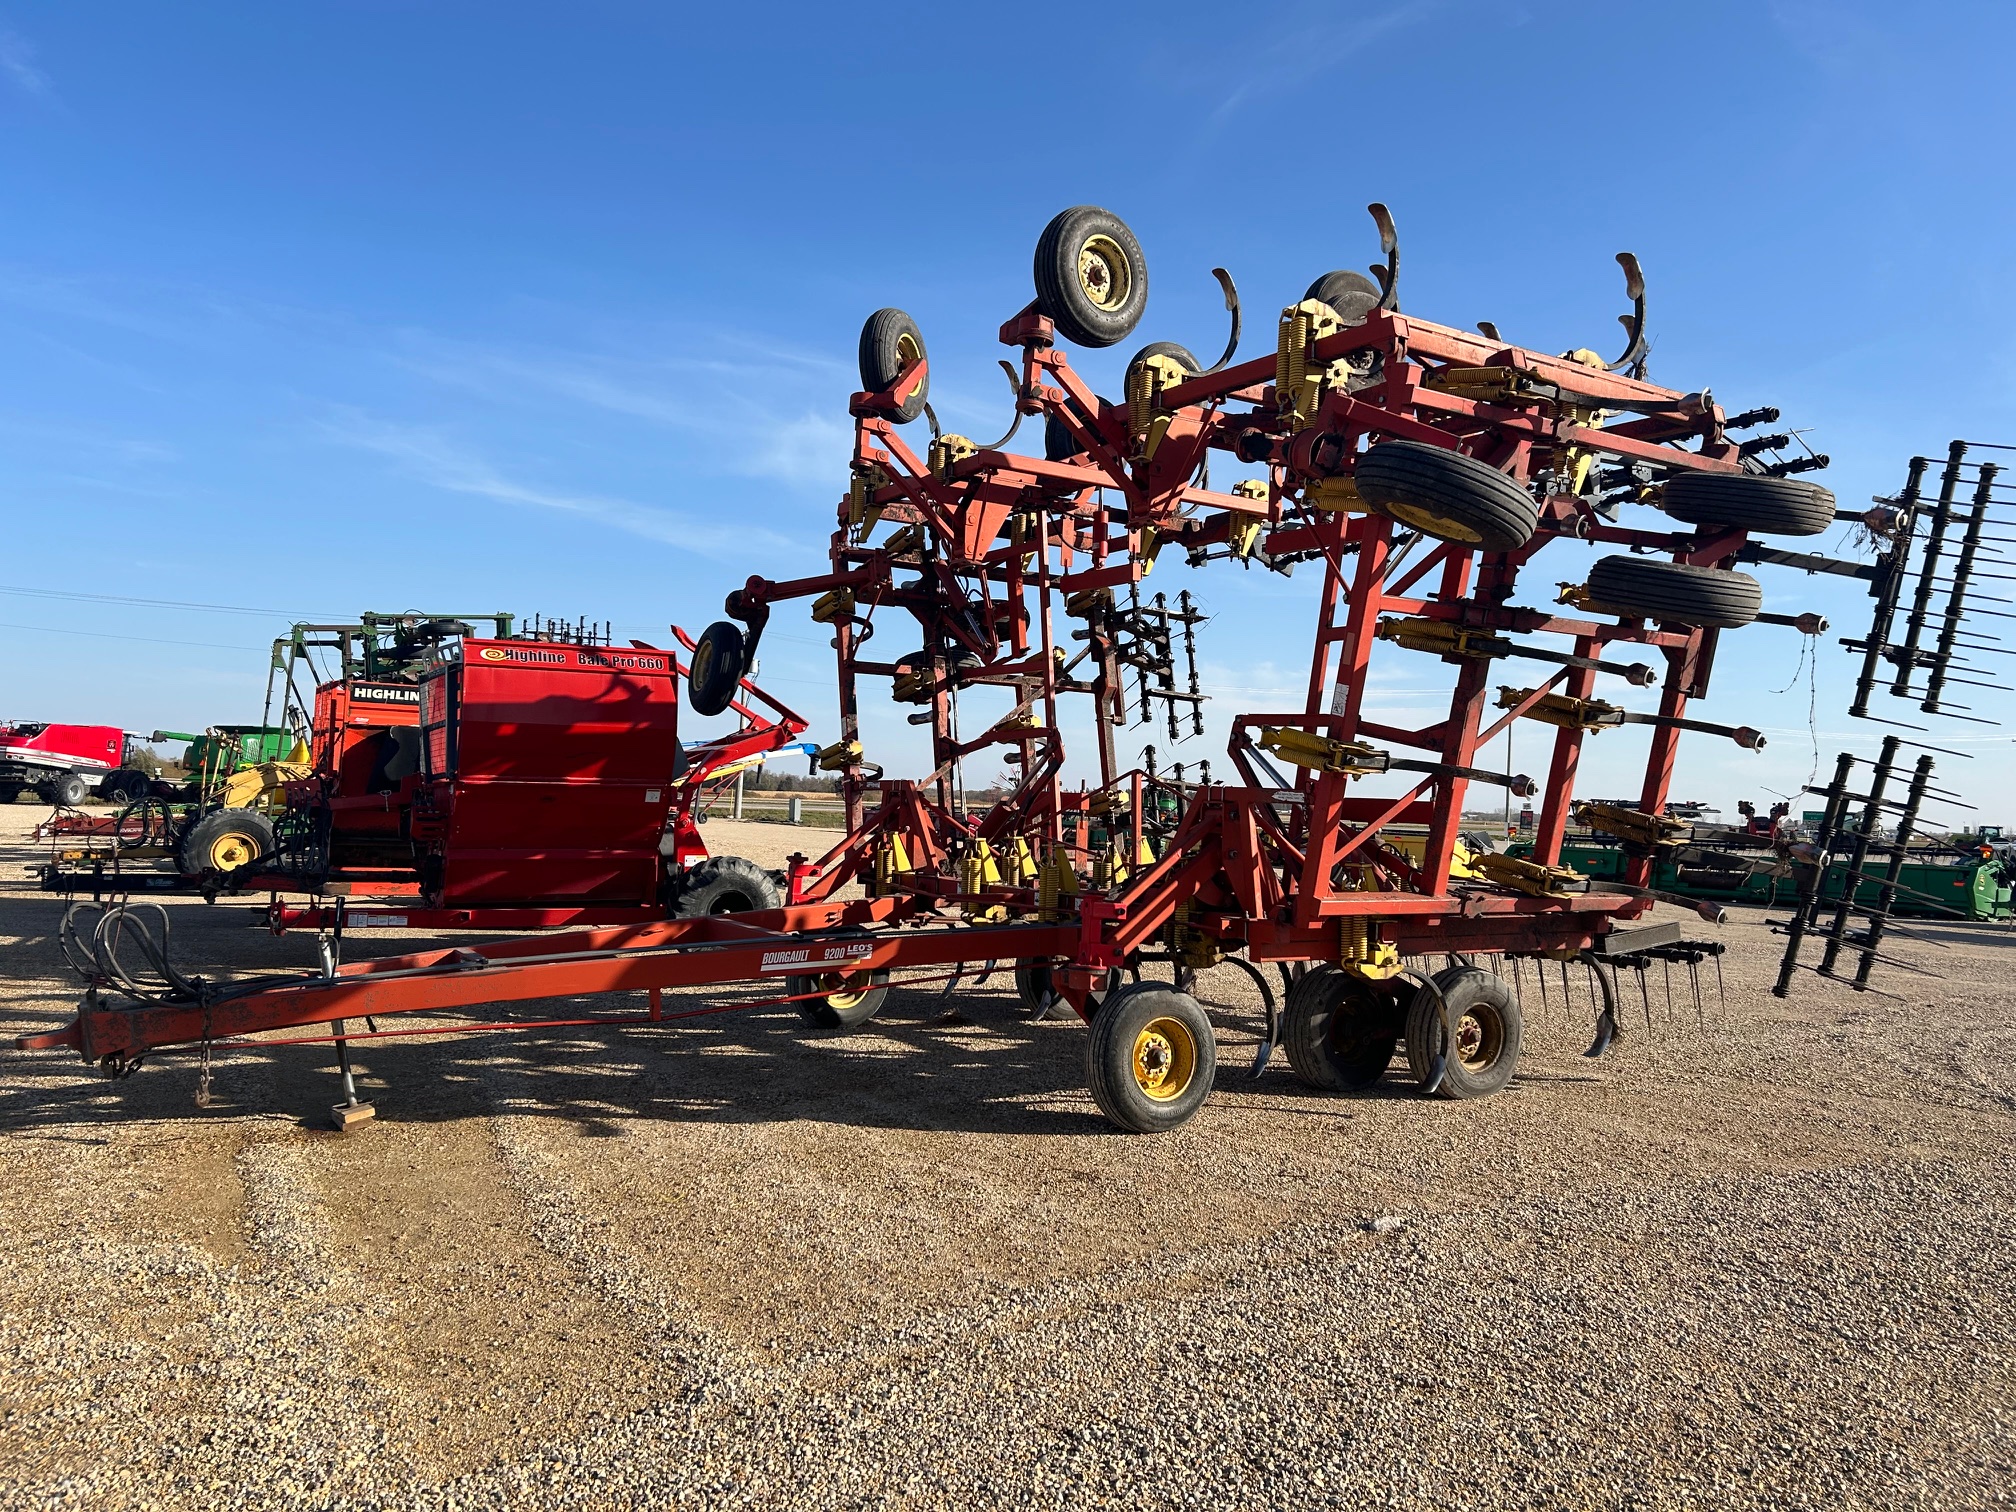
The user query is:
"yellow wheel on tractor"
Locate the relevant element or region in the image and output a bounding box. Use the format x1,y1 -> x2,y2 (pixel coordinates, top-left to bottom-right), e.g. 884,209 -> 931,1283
176,807 -> 276,878
1085,983 -> 1216,1132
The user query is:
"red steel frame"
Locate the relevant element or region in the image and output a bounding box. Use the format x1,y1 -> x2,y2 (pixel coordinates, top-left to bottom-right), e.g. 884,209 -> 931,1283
25,251 -> 1779,1081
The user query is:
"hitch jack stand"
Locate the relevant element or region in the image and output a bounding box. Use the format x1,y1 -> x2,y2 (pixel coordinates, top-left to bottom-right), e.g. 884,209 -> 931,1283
331,1019 -> 375,1131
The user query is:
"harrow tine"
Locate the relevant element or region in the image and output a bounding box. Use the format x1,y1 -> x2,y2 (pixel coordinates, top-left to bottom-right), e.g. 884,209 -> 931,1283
1638,961 -> 1654,1033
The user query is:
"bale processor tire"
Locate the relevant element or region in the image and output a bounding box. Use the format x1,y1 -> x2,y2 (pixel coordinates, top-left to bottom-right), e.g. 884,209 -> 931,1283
1659,472 -> 1836,537
672,855 -> 782,918
177,807 -> 275,877
1404,966 -> 1522,1099
687,621 -> 746,718
856,308 -> 930,423
1302,269 -> 1383,324
42,772 -> 88,807
1585,556 -> 1762,629
1282,964 -> 1403,1092
1354,441 -> 1539,553
1085,982 -> 1216,1133
1033,206 -> 1148,349
790,953 -> 892,1031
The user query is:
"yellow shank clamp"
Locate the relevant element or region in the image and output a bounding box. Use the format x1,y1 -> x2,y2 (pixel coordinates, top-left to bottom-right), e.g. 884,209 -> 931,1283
929,433 -> 978,480
1275,298 -> 1344,429
1573,801 -> 1689,849
1257,726 -> 1388,777
1377,616 -> 1506,660
1496,686 -> 1624,732
1472,851 -> 1585,898
810,588 -> 856,625
812,739 -> 861,774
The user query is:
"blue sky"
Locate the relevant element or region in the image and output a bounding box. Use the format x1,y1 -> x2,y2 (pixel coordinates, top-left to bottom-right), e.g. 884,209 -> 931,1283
2,2 -> 2012,821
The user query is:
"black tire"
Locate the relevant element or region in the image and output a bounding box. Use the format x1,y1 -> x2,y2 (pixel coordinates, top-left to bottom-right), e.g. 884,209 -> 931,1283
1586,556 -> 1762,629
1282,964 -> 1403,1092
1404,966 -> 1522,1099
0,785 -> 19,804
1303,269 -> 1383,324
1043,411 -> 1085,462
99,769 -> 149,805
44,772 -> 88,807
1661,472 -> 1836,538
1014,959 -> 1111,1021
1033,206 -> 1148,349
687,621 -> 746,718
1124,340 -> 1200,387
857,308 -> 929,423
789,960 -> 891,1031
672,855 -> 782,918
1084,982 -> 1216,1133
1354,440 -> 1538,553
177,807 -> 276,876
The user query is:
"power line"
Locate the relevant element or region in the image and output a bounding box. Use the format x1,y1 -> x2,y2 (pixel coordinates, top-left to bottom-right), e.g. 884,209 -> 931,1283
0,621 -> 259,652
0,584 -> 342,620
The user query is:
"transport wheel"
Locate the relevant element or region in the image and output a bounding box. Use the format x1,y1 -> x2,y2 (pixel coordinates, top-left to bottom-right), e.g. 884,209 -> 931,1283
1354,440 -> 1539,553
1282,964 -> 1403,1092
687,620 -> 746,717
1124,340 -> 1200,387
0,785 -> 19,804
1585,556 -> 1762,629
789,961 -> 892,1031
1660,472 -> 1836,538
672,855 -> 782,918
1404,966 -> 1522,1099
1033,206 -> 1148,349
44,772 -> 88,807
1043,411 -> 1085,462
1085,982 -> 1216,1133
1303,269 -> 1383,323
177,807 -> 276,876
857,308 -> 929,423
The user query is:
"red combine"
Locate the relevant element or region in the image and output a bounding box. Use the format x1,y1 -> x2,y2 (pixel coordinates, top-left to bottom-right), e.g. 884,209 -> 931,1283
0,723 -> 151,807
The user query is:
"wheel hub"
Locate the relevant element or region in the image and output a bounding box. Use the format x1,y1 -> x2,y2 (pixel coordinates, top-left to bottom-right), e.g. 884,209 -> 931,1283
1077,235 -> 1129,311
1131,1016 -> 1197,1101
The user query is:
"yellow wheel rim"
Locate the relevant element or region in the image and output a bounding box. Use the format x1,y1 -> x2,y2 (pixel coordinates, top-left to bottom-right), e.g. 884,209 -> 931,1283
895,331 -> 921,369
1131,1015 -> 1198,1101
1383,499 -> 1484,544
208,832 -> 258,870
1455,1008 -> 1503,1072
1076,234 -> 1131,312
690,640 -> 714,686
820,971 -> 871,1012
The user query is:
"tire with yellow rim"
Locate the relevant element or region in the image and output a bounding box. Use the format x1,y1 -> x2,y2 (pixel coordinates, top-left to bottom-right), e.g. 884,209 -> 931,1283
1353,439 -> 1538,554
1403,965 -> 1522,1099
176,806 -> 276,878
1084,982 -> 1215,1133
789,963 -> 892,1031
1033,206 -> 1149,350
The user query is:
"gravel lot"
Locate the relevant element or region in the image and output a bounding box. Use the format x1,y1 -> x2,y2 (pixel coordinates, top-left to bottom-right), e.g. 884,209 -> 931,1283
2,804 -> 2012,1509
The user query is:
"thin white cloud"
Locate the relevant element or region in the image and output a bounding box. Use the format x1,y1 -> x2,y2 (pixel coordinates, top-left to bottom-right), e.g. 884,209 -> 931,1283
0,29 -> 50,98
318,411 -> 789,558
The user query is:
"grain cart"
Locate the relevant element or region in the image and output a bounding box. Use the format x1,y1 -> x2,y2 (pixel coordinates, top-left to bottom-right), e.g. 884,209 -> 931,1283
27,205 -> 1838,1133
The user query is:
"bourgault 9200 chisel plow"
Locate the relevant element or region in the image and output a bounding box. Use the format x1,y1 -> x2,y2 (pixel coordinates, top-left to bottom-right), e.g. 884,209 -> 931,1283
27,205 -> 1837,1132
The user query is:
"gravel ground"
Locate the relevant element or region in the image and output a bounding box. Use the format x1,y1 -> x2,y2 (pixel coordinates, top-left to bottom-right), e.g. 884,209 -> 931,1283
2,804 -> 2012,1509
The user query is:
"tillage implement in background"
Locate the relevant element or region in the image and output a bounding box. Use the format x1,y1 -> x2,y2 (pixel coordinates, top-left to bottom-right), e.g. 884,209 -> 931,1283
30,205 -> 1866,1131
